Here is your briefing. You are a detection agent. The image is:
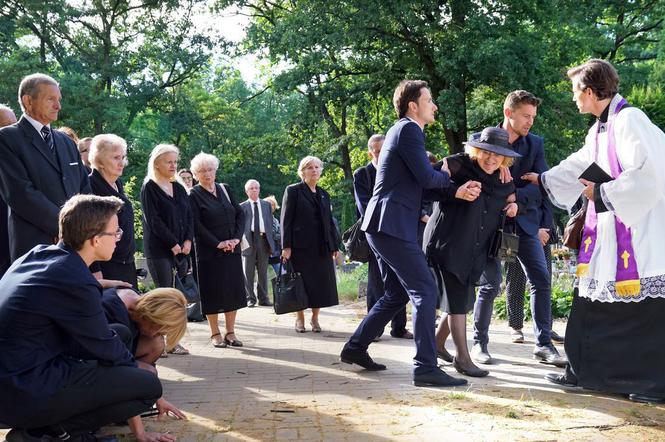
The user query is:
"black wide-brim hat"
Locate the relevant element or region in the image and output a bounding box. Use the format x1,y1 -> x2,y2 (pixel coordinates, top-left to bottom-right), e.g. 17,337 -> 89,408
464,127 -> 522,158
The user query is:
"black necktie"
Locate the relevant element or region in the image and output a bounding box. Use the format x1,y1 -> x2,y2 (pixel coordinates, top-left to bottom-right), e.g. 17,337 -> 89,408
253,201 -> 260,242
41,126 -> 54,151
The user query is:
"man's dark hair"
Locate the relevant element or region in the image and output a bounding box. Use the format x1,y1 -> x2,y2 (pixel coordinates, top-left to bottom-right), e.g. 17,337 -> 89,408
504,90 -> 542,111
567,59 -> 619,100
59,194 -> 123,250
393,80 -> 429,119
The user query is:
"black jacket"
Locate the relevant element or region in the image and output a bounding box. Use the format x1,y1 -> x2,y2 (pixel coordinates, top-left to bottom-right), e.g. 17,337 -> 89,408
281,182 -> 339,253
425,154 -> 519,285
189,183 -> 245,261
90,169 -> 135,264
0,117 -> 90,261
140,180 -> 193,259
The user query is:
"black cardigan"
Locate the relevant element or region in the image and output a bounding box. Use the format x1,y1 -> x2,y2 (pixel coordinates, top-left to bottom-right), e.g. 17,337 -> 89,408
189,183 -> 245,261
89,169 -> 136,264
140,180 -> 193,259
424,154 -> 519,285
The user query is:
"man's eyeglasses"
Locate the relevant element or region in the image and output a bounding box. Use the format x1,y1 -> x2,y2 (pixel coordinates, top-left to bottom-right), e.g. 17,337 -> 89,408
98,227 -> 123,240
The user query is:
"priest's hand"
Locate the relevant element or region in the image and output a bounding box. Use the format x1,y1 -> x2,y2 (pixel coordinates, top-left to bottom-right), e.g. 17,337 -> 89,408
579,178 -> 595,200
521,172 -> 539,185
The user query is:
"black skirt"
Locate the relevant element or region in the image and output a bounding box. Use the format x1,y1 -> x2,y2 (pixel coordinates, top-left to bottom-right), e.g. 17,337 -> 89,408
440,270 -> 475,315
565,288 -> 665,398
99,260 -> 138,289
197,254 -> 247,314
291,247 -> 338,309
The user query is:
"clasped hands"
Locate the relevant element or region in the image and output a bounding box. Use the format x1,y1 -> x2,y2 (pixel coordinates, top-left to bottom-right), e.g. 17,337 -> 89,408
217,238 -> 240,252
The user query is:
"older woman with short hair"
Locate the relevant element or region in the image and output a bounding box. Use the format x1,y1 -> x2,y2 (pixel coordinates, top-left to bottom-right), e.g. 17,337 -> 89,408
281,156 -> 339,333
189,152 -> 247,348
89,134 -> 138,287
141,144 -> 193,355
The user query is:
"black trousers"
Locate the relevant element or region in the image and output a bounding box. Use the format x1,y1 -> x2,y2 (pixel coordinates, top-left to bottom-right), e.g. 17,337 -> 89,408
147,256 -> 187,288
0,362 -> 161,434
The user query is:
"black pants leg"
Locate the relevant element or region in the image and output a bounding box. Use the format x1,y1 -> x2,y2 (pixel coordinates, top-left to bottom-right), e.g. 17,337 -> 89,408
2,362 -> 161,434
147,257 -> 175,288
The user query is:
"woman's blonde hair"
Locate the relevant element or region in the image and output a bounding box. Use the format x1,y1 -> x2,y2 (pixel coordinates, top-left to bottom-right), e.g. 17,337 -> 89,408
263,195 -> 279,212
133,288 -> 188,350
465,145 -> 514,168
297,155 -> 323,179
145,144 -> 179,183
89,134 -> 128,170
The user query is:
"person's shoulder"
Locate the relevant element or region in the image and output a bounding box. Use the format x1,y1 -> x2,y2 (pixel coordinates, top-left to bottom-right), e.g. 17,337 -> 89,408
353,163 -> 371,178
285,182 -> 301,193
525,132 -> 544,146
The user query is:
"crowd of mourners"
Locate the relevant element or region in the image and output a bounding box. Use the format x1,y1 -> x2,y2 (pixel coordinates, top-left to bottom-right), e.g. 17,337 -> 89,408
1,58 -> 664,441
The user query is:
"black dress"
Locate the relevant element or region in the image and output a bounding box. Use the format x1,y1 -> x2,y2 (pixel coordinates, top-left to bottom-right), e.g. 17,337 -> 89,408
424,154 -> 518,314
189,184 -> 247,314
281,182 -> 339,309
90,169 -> 138,287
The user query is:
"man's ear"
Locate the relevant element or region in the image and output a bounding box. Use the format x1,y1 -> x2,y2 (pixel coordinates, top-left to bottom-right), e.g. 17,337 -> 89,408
503,107 -> 512,120
407,100 -> 418,114
20,95 -> 31,112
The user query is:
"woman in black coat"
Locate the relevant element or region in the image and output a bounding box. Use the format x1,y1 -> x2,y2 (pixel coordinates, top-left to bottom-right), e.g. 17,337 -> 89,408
88,134 -> 137,288
425,127 -> 521,378
281,156 -> 339,333
189,152 -> 247,348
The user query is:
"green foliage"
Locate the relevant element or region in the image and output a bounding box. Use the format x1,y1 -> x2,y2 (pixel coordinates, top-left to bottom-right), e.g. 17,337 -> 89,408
493,272 -> 574,320
626,85 -> 665,130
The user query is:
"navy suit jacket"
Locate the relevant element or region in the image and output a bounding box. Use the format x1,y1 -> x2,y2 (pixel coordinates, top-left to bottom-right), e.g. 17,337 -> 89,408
0,244 -> 134,398
505,130 -> 553,236
361,119 -> 450,243
0,117 -> 90,261
353,162 -> 376,217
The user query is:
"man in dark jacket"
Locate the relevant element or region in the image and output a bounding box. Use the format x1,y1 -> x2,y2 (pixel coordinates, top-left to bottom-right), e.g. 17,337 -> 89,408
472,90 -> 566,367
0,73 -> 90,262
353,134 -> 411,340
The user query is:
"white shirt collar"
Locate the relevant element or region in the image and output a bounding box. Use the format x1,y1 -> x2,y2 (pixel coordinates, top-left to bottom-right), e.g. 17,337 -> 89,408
22,113 -> 50,136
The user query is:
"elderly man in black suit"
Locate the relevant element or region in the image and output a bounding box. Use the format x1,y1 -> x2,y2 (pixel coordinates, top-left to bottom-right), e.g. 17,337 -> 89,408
241,179 -> 276,307
0,104 -> 17,278
0,73 -> 90,262
353,134 -> 412,340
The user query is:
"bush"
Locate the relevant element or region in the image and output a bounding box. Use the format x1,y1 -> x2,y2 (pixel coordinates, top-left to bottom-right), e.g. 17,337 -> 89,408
493,272 -> 574,320
337,263 -> 368,302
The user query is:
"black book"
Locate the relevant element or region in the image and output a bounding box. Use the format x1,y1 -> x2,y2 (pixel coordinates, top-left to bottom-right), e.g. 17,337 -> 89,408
579,162 -> 613,183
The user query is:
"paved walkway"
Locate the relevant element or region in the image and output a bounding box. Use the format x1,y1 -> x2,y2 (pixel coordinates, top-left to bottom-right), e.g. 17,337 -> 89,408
3,302 -> 664,441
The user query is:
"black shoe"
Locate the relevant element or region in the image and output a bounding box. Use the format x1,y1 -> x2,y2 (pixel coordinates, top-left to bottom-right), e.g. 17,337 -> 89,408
533,344 -> 568,368
551,331 -> 565,343
452,357 -> 489,377
5,429 -> 43,442
628,393 -> 665,404
545,372 -> 577,388
340,348 -> 386,371
436,346 -> 454,363
390,329 -> 414,339
258,300 -> 273,307
247,300 -> 256,308
413,367 -> 468,387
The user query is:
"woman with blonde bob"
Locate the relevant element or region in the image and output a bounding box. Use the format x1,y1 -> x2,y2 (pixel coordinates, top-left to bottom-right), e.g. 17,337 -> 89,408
424,127 -> 521,378
281,156 -> 340,333
141,144 -> 193,355
189,152 -> 247,348
102,286 -> 188,421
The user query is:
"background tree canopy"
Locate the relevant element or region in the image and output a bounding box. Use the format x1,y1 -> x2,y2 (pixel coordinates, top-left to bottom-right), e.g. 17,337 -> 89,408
1,0 -> 664,249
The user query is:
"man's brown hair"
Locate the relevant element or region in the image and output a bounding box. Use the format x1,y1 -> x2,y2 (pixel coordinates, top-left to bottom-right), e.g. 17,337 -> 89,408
567,59 -> 619,100
504,90 -> 542,111
393,80 -> 429,119
59,194 -> 123,250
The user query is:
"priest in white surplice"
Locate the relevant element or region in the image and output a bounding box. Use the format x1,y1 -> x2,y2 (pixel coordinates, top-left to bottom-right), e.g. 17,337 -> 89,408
523,59 -> 665,404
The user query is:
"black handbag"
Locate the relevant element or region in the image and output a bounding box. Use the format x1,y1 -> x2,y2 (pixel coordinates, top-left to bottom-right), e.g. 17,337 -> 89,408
173,255 -> 205,322
488,212 -> 520,263
342,218 -> 370,263
272,260 -> 309,315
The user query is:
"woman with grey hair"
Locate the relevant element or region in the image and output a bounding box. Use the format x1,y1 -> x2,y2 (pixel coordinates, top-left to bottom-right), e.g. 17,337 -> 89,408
89,134 -> 138,287
189,152 -> 247,347
281,155 -> 339,333
141,144 -> 193,355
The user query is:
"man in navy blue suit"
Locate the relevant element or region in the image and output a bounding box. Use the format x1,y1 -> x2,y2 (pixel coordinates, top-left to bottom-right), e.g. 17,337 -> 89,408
353,134 -> 412,341
0,195 -> 171,442
341,80 -> 471,387
472,90 -> 566,367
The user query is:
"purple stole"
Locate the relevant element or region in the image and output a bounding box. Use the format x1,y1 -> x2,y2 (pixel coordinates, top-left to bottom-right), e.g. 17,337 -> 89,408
576,98 -> 641,297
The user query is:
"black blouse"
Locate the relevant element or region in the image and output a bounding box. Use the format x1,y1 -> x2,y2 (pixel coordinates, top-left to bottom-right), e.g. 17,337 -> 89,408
189,183 -> 245,261
90,169 -> 136,264
425,154 -> 518,285
140,179 -> 194,259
